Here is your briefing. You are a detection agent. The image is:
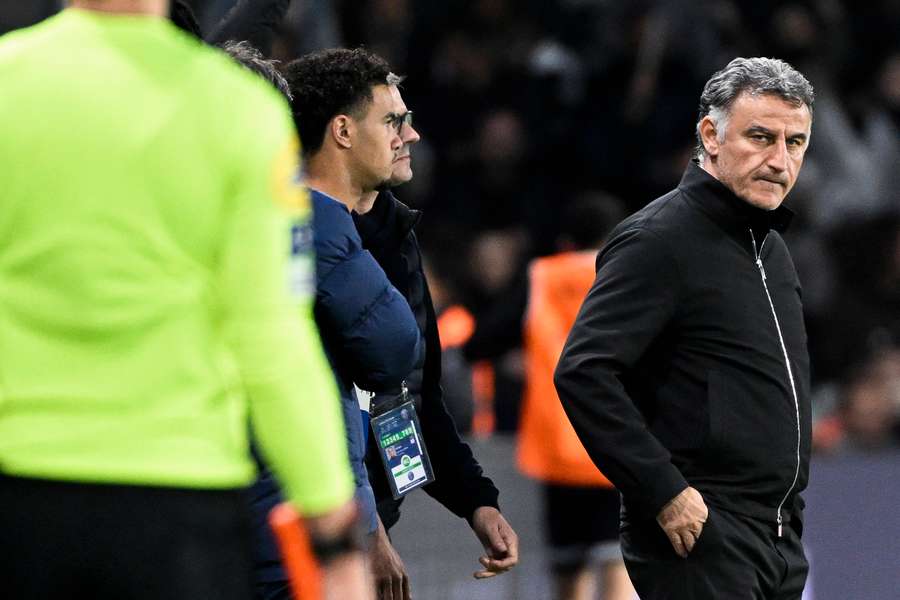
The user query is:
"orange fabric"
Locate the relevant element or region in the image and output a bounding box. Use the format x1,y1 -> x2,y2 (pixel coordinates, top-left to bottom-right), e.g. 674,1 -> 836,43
517,252 -> 613,487
470,360 -> 496,438
268,503 -> 322,600
437,305 -> 476,350
437,304 -> 495,437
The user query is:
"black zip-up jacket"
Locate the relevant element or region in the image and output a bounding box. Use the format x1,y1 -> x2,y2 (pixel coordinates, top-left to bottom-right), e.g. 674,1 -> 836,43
354,192 -> 500,530
555,162 -> 811,531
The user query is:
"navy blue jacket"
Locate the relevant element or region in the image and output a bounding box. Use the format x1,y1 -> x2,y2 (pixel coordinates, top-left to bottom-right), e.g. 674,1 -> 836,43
250,189 -> 423,583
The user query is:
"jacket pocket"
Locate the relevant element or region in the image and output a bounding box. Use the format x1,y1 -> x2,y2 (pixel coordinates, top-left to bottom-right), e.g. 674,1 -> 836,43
690,505 -> 720,556
704,368 -> 794,475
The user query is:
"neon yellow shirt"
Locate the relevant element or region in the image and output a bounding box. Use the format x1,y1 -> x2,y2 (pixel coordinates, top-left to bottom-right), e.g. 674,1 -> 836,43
0,9 -> 353,515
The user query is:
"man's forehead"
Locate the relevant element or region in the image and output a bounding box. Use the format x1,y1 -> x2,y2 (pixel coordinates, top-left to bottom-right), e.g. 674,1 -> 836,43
369,83 -> 404,111
733,92 -> 811,131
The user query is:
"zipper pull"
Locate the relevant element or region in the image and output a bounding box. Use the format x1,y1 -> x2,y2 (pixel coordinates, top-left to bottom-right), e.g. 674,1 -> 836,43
749,228 -> 767,280
776,513 -> 783,538
401,380 -> 410,403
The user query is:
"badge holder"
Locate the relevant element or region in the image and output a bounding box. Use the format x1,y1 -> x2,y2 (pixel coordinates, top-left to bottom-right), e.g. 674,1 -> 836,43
370,382 -> 435,499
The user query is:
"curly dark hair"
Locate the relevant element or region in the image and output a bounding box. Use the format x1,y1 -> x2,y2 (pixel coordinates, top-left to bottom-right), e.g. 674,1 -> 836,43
282,48 -> 402,157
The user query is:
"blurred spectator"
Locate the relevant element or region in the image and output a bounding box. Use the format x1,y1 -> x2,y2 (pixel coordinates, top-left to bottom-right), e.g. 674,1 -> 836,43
816,347 -> 900,454
462,228 -> 530,431
839,348 -> 900,452
518,195 -> 633,600
428,258 -> 476,433
811,214 -> 900,384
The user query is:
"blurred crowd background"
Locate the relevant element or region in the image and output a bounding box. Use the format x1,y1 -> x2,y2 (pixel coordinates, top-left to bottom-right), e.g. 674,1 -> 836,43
3,0 -> 898,453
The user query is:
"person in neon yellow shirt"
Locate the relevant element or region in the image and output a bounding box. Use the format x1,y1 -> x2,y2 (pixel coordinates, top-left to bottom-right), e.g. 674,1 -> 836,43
0,1 -> 368,598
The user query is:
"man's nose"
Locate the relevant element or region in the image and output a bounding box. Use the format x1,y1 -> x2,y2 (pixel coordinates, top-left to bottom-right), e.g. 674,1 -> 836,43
767,138 -> 788,171
403,125 -> 421,145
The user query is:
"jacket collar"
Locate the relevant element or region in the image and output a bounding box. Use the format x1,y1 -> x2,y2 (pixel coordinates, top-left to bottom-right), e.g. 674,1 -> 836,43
309,188 -> 350,213
353,190 -> 421,249
678,161 -> 793,239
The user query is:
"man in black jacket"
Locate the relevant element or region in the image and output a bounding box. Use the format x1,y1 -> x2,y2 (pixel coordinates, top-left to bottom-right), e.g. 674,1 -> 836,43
351,67 -> 519,600
555,57 -> 814,599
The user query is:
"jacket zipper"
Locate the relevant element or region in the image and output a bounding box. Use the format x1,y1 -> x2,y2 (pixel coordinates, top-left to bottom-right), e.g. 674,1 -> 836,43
750,229 -> 801,538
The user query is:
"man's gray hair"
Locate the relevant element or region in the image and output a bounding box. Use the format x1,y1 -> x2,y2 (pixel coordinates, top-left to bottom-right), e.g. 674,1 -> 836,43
220,40 -> 292,101
694,57 -> 814,160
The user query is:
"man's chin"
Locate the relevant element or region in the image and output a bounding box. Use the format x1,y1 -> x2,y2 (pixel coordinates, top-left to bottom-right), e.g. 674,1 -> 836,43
745,193 -> 785,211
375,174 -> 413,192
374,180 -> 393,192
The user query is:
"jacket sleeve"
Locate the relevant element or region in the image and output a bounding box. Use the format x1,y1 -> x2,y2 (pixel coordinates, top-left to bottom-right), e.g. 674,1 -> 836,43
314,207 -> 423,393
554,226 -> 688,518
419,282 -> 500,520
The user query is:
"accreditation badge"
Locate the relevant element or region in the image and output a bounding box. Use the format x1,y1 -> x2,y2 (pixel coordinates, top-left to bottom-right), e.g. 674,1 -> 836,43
370,384 -> 435,499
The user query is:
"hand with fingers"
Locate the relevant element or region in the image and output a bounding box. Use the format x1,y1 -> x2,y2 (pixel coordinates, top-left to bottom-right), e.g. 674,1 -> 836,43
656,486 -> 708,558
470,506 -> 519,579
369,518 -> 411,600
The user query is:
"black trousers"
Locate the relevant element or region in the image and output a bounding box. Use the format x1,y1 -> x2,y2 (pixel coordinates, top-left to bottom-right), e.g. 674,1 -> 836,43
622,506 -> 808,599
0,475 -> 254,600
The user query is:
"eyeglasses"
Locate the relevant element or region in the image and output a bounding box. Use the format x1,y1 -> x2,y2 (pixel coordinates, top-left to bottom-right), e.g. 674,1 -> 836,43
387,111 -> 413,135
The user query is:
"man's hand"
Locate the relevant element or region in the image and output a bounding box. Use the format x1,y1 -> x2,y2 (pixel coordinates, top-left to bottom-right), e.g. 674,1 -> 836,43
656,486 -> 708,558
470,506 -> 519,579
369,517 -> 411,600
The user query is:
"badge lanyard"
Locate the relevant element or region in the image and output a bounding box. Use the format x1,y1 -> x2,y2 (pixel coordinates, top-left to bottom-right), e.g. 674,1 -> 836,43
369,382 -> 435,499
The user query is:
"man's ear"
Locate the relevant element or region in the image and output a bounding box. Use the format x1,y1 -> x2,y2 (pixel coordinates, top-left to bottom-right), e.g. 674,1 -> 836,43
698,115 -> 720,158
330,115 -> 353,150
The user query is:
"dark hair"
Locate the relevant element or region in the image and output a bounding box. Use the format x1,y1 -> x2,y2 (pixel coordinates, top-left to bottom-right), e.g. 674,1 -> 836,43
695,57 -> 815,160
560,192 -> 628,250
169,0 -> 203,39
282,48 -> 402,157
220,40 -> 292,101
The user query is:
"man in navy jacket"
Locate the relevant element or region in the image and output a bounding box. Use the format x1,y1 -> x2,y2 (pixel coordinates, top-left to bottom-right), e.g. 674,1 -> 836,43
249,49 -> 423,600
285,48 -> 519,600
